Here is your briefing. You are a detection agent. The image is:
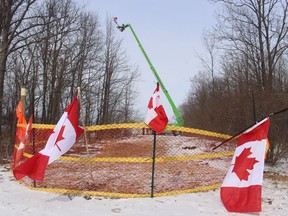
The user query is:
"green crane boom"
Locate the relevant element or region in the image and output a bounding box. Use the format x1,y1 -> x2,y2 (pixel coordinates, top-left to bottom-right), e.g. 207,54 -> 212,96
114,18 -> 184,126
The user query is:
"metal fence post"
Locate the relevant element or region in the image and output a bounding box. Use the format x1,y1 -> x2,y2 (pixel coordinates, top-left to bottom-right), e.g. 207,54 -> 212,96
151,130 -> 157,198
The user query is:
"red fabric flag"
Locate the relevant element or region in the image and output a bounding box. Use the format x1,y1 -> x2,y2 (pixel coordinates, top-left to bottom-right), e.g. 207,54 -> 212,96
10,101 -> 28,169
144,84 -> 168,134
15,101 -> 27,143
220,118 -> 270,212
13,97 -> 84,181
14,115 -> 33,165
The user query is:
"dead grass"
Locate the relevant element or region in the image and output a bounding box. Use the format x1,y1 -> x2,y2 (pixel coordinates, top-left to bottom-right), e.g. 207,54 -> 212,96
264,172 -> 288,182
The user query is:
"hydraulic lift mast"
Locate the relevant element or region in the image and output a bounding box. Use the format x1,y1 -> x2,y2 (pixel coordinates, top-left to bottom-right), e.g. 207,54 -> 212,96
114,17 -> 184,126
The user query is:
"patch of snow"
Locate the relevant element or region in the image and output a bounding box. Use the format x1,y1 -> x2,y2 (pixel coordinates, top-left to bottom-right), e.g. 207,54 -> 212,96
1,162 -> 287,216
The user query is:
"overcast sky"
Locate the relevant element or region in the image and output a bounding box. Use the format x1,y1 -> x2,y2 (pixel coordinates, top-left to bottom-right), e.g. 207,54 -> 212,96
75,0 -> 218,122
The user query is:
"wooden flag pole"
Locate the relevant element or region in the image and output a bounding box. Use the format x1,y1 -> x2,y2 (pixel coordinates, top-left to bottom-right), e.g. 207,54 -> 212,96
77,87 -> 93,179
20,87 -> 27,119
77,87 -> 89,155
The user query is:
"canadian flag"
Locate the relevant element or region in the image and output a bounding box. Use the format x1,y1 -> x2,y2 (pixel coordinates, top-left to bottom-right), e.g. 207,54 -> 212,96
10,101 -> 31,169
13,97 -> 84,181
15,101 -> 27,144
145,83 -> 168,134
220,118 -> 270,212
14,115 -> 33,167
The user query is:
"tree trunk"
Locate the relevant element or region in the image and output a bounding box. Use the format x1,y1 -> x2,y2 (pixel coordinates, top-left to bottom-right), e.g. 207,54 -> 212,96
0,15 -> 10,147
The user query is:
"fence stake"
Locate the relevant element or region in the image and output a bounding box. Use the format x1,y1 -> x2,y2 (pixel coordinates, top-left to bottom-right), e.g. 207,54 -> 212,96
77,87 -> 89,155
32,127 -> 36,188
77,87 -> 93,180
151,130 -> 157,198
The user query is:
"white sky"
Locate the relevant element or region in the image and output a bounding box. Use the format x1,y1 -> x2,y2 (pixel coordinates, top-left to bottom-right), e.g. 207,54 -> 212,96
76,0 -> 218,122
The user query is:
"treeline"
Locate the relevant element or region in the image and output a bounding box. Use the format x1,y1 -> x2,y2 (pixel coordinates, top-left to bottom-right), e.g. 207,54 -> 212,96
182,0 -> 288,164
0,0 -> 139,159
2,0 -> 287,165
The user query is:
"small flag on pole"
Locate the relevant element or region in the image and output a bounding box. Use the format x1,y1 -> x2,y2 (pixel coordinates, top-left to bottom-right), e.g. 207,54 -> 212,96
15,100 -> 27,144
10,101 -> 30,169
15,115 -> 33,166
145,83 -> 168,134
13,97 -> 84,181
220,118 -> 270,212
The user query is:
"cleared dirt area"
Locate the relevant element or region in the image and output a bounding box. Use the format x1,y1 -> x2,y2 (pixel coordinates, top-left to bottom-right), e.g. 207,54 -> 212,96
21,129 -> 233,197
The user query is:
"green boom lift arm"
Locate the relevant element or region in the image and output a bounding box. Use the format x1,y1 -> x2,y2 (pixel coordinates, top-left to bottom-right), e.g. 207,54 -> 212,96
114,17 -> 184,126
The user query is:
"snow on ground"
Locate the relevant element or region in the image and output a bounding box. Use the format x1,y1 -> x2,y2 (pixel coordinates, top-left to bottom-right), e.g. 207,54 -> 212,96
1,162 -> 288,216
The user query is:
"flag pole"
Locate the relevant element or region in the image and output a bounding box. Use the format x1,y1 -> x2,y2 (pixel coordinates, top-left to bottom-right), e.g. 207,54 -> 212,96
77,87 -> 89,155
268,106 -> 288,117
151,130 -> 157,198
77,87 -> 93,179
211,123 -> 256,150
212,106 -> 288,150
20,87 -> 27,119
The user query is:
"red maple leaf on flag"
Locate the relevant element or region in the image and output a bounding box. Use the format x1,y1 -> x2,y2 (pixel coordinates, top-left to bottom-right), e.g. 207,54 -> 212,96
54,126 -> 65,152
232,147 -> 259,181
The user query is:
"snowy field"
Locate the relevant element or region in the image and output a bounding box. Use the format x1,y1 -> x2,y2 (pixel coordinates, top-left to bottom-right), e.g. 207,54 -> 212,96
1,162 -> 288,216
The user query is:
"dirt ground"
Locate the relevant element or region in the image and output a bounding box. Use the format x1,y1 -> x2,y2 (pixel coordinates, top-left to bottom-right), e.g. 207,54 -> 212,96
21,130 -> 233,197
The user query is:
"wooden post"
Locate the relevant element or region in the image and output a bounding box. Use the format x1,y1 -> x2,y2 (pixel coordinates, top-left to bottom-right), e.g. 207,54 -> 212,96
21,87 -> 27,118
77,87 -> 93,180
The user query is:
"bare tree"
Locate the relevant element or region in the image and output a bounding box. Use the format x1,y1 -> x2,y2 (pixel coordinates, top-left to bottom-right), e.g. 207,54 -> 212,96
0,1 -> 140,162
197,32 -> 218,91
210,0 -> 288,92
0,0 -> 37,158
98,18 -> 139,124
183,0 -> 288,163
